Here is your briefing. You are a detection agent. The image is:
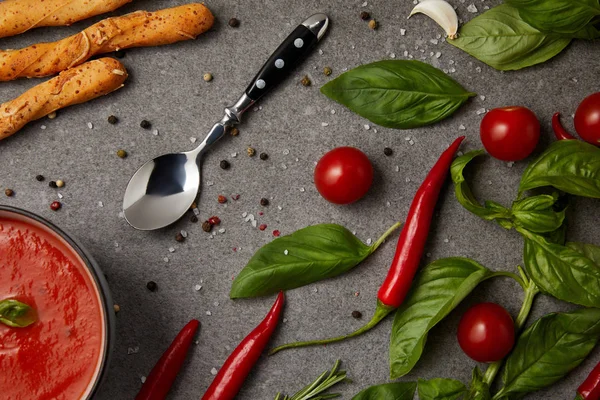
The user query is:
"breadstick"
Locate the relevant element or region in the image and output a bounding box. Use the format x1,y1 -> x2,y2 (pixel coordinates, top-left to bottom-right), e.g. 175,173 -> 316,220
0,3 -> 214,81
0,58 -> 127,140
0,0 -> 132,39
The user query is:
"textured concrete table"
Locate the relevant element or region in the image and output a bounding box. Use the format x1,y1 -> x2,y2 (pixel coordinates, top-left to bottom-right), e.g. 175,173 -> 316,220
1,0 -> 600,398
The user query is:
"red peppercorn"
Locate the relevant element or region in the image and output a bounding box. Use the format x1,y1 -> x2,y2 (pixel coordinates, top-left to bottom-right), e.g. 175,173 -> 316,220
50,201 -> 61,211
218,195 -> 227,204
259,224 -> 267,231
208,216 -> 221,225
259,212 -> 264,216
273,230 -> 281,237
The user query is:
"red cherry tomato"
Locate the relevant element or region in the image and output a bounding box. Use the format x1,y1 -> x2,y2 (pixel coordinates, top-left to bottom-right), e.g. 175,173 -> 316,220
314,147 -> 373,205
457,302 -> 515,363
480,106 -> 540,161
575,92 -> 600,146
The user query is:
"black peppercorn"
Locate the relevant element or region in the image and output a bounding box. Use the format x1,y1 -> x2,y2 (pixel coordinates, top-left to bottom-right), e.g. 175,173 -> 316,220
146,281 -> 158,292
35,175 -> 45,182
4,189 -> 14,197
259,152 -> 269,160
49,181 -> 58,188
228,18 -> 240,27
114,50 -> 126,59
220,160 -> 230,170
107,115 -> 118,124
384,147 -> 393,156
360,11 -> 370,20
140,120 -> 151,129
175,233 -> 185,242
352,310 -> 363,319
190,215 -> 198,223
260,198 -> 269,206
202,221 -> 212,232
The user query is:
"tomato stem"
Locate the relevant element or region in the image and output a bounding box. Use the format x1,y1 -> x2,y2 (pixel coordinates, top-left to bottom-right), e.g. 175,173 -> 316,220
371,221 -> 403,252
269,301 -> 395,355
484,280 -> 539,394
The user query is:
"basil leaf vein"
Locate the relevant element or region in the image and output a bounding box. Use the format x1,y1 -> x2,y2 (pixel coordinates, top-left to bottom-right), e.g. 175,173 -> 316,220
418,378 -> 466,400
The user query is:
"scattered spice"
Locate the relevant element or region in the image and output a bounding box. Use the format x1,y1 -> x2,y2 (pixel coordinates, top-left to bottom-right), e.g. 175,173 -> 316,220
203,73 -> 213,82
259,152 -> 269,160
259,224 -> 267,231
300,75 -> 311,87
368,19 -> 378,30
56,179 -> 65,188
117,149 -> 127,158
146,281 -> 158,292
232,194 -> 240,201
247,147 -> 256,157
190,215 -> 198,223
220,160 -> 230,170
190,202 -> 197,210
35,175 -> 45,182
4,188 -> 14,197
113,304 -> 121,313
107,115 -> 118,124
352,311 -> 363,319
140,120 -> 151,129
208,216 -> 221,225
114,50 -> 126,59
360,11 -> 370,20
175,233 -> 185,242
228,17 -> 240,27
50,201 -> 61,211
218,195 -> 227,204
384,147 -> 393,156
323,67 -> 332,76
202,221 -> 212,232
47,111 -> 57,119
49,181 -> 58,188
260,198 -> 269,206
230,127 -> 239,136
273,230 -> 281,237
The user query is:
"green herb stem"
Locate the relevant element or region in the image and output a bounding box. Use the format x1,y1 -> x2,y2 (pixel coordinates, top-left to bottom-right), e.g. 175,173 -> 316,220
274,360 -> 348,400
490,270 -> 527,291
483,280 -> 539,390
270,302 -> 394,355
371,221 -> 403,252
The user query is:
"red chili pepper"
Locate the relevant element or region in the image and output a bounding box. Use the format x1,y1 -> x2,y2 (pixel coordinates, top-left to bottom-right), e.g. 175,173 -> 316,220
576,361 -> 600,400
553,112 -> 577,141
269,137 -> 465,355
202,291 -> 284,400
136,319 -> 200,400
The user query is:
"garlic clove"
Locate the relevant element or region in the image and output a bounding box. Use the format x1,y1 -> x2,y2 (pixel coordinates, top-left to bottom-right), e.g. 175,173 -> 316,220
409,0 -> 459,40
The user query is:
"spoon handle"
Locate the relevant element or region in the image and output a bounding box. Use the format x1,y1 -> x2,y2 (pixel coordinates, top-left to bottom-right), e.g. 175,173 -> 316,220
245,14 -> 329,102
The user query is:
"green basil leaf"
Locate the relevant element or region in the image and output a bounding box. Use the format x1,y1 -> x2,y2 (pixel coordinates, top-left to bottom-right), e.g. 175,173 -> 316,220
511,194 -> 566,233
519,228 -> 600,307
351,382 -> 417,400
506,0 -> 600,36
496,308 -> 600,399
320,60 -> 475,129
418,378 -> 466,400
568,242 -> 600,265
390,258 -> 492,379
519,140 -> 600,198
449,5 -> 572,71
451,150 -> 513,227
230,223 -> 399,299
0,299 -> 37,328
466,368 -> 491,400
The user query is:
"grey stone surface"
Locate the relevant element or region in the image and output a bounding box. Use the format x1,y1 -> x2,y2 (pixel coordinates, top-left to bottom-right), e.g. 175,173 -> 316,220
1,0 -> 600,398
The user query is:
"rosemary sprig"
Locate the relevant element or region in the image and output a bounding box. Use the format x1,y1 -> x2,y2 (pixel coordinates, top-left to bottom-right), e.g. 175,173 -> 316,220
274,360 -> 349,400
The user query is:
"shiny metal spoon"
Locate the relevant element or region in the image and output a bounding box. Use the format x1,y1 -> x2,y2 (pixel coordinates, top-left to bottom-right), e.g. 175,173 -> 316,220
123,14 -> 329,230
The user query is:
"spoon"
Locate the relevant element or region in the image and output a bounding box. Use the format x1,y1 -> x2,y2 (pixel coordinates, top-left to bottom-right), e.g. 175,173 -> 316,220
123,14 -> 329,230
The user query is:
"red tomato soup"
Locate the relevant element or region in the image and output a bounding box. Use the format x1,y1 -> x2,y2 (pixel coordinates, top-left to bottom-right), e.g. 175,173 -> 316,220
0,216 -> 105,399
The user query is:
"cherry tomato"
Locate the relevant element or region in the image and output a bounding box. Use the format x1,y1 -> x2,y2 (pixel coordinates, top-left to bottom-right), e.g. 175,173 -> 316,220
457,302 -> 515,363
480,106 -> 540,161
575,92 -> 600,146
314,147 -> 373,205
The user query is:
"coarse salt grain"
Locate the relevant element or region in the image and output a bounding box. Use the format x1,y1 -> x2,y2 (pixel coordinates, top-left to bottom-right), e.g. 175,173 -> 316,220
467,4 -> 478,12
284,249 -> 289,255
98,201 -> 104,207
459,124 -> 466,130
299,187 -> 305,192
180,230 -> 188,238
87,122 -> 93,129
400,29 -> 406,35
210,368 -> 218,375
206,181 -> 214,186
206,311 -> 212,316
194,285 -> 202,291
57,193 -> 63,199
218,228 -> 225,233
141,376 -> 146,383
152,129 -> 159,136
283,149 -> 290,155
193,208 -> 200,216
190,137 -> 197,143
366,238 -> 372,245
364,124 -> 371,130
476,108 -> 487,115
40,125 -> 47,130
168,247 -> 175,253
321,122 -> 329,127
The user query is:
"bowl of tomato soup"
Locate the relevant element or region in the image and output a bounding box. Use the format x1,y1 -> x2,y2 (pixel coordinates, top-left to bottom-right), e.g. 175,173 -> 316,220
0,206 -> 114,399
